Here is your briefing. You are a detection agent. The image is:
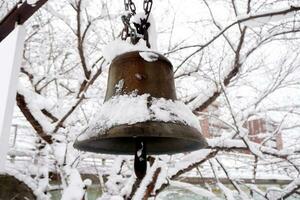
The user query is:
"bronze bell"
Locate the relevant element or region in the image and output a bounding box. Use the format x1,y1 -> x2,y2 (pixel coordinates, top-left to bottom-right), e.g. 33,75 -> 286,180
74,51 -> 207,155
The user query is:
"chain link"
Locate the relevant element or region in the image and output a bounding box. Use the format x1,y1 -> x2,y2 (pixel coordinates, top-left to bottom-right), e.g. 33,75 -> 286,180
143,0 -> 153,21
124,0 -> 129,10
121,14 -> 137,43
121,0 -> 153,48
124,0 -> 136,14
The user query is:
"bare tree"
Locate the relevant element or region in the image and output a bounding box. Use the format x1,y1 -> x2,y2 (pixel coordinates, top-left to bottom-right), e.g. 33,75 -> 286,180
4,0 -> 300,199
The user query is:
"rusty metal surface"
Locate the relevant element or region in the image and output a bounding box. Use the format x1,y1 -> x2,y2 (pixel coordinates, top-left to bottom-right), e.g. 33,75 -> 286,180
0,0 -> 48,42
75,51 -> 207,155
104,51 -> 177,101
74,121 -> 207,155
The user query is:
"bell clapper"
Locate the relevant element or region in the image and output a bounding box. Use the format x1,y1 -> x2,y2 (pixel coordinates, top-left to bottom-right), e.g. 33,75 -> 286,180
123,0 -> 151,180
134,139 -> 147,179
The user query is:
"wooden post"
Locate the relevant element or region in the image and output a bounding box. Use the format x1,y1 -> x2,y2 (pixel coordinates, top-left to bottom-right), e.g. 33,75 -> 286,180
0,0 -> 49,172
0,26 -> 25,172
0,0 -> 48,42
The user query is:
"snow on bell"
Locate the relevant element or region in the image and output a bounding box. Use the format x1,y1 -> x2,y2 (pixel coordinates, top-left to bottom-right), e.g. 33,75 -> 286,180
74,51 -> 207,155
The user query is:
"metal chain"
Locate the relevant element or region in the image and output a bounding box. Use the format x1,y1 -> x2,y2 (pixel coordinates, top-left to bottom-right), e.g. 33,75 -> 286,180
124,0 -> 136,14
121,14 -> 137,43
143,0 -> 153,21
121,0 -> 153,48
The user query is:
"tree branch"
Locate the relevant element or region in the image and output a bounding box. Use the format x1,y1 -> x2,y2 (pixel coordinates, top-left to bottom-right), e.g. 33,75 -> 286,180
16,93 -> 53,144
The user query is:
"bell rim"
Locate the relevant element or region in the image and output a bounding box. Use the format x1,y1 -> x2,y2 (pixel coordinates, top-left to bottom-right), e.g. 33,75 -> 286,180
74,121 -> 208,155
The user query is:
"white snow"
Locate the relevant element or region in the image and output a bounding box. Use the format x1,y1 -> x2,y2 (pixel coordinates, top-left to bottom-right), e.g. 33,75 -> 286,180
102,13 -> 158,62
120,175 -> 136,197
27,0 -> 38,5
170,180 -> 220,199
188,81 -> 218,111
207,138 -> 246,149
276,177 -> 300,200
217,182 -> 235,200
153,162 -> 168,192
150,98 -> 201,130
51,134 -> 67,165
237,6 -> 296,28
18,85 -> 55,133
110,196 -> 124,200
102,39 -> 149,63
83,178 -> 92,186
132,160 -> 162,200
115,79 -> 124,95
136,142 -> 143,157
139,51 -> 159,62
168,149 -> 212,177
78,94 -> 201,141
61,168 -> 87,200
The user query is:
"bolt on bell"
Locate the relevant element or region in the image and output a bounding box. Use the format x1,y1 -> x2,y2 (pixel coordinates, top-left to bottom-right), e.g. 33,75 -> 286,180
74,51 -> 207,155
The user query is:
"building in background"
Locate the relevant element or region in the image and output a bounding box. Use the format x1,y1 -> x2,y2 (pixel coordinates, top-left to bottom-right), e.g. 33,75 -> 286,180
200,106 -> 283,151
244,118 -> 283,150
